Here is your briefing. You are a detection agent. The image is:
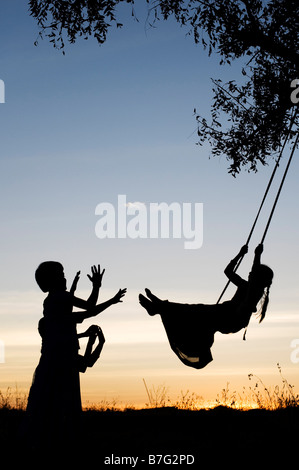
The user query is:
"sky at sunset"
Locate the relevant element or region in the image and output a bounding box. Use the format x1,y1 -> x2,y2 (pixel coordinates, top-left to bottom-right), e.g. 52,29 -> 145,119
0,1 -> 298,408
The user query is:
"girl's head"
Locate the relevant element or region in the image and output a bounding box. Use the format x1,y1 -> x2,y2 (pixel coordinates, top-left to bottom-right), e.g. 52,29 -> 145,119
248,264 -> 274,323
35,261 -> 66,293
248,264 -> 274,289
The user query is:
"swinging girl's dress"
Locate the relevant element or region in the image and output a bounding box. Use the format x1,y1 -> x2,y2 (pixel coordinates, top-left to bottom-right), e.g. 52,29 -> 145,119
158,261 -> 258,369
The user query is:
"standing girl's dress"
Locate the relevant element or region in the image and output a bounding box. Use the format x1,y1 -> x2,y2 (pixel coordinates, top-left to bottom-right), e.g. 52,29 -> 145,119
26,290 -> 83,446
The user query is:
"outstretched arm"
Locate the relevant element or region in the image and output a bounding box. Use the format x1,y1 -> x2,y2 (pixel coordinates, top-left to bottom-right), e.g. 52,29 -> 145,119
224,245 -> 248,286
73,288 -> 127,323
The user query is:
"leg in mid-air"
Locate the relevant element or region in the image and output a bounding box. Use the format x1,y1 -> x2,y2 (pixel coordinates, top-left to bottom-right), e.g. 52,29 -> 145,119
139,288 -> 165,316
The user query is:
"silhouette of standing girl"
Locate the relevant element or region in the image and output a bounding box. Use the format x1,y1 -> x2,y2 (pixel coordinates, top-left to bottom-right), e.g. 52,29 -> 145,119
139,244 -> 273,369
26,262 -> 126,449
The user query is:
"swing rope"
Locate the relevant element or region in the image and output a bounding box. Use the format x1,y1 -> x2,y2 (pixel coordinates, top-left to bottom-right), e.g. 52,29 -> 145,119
260,130 -> 299,245
216,111 -> 299,304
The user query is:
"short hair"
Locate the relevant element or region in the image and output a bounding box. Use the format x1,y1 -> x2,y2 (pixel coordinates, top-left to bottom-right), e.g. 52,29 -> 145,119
35,261 -> 64,292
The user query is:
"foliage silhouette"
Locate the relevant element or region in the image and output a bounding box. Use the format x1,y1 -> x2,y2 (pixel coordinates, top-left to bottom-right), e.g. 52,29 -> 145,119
29,0 -> 299,174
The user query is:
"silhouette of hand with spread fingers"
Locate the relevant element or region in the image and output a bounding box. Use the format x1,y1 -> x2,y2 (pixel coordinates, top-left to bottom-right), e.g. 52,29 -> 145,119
87,264 -> 105,288
112,288 -> 127,304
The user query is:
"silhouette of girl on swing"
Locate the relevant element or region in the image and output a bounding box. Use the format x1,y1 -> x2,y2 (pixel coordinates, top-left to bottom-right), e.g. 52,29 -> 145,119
139,244 -> 273,369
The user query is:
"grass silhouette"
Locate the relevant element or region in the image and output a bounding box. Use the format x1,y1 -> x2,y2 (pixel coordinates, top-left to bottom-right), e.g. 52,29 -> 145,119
1,364 -> 298,463
1,363 -> 298,412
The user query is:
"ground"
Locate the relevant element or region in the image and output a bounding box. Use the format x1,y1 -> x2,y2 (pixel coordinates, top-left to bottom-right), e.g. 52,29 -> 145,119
1,406 -> 297,465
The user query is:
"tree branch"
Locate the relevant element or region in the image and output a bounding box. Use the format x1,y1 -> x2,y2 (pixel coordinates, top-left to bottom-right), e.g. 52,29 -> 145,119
241,0 -> 298,64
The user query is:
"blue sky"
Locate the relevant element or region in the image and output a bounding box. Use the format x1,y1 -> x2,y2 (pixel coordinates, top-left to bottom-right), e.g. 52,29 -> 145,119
0,1 -> 298,407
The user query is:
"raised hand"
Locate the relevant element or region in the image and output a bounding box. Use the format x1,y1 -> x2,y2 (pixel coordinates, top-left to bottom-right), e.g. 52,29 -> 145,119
239,245 -> 249,257
255,243 -> 264,255
87,265 -> 105,288
70,271 -> 81,295
112,288 -> 127,304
